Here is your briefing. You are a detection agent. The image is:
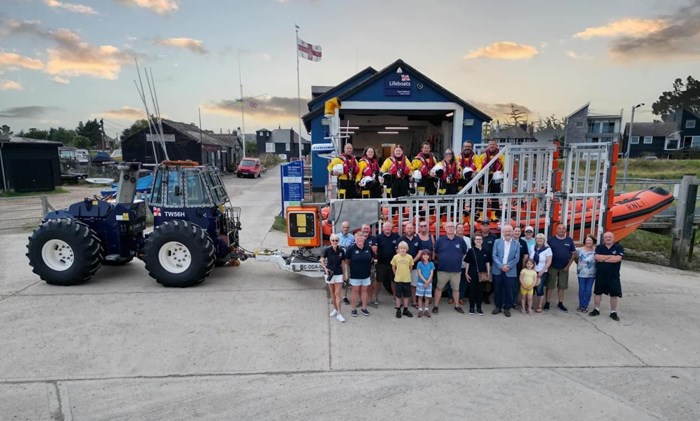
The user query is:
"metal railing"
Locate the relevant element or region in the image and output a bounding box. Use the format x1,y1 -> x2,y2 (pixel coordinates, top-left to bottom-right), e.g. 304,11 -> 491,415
0,195 -> 51,232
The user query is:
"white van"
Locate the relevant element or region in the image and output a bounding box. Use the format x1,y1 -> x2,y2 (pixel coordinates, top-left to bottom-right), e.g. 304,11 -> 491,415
75,149 -> 90,164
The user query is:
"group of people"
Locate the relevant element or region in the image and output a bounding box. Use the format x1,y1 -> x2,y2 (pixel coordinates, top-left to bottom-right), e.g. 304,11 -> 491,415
321,220 -> 625,323
326,139 -> 506,200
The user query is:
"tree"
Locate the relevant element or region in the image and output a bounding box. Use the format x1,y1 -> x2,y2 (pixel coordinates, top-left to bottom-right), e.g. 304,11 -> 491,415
652,76 -> 700,118
76,119 -> 102,148
0,124 -> 12,140
49,127 -> 79,146
120,119 -> 149,141
22,128 -> 50,140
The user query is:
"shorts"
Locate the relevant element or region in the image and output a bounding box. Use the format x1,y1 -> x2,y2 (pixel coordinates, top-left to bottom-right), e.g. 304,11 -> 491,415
416,282 -> 433,298
594,275 -> 622,298
436,271 -> 461,293
349,277 -> 371,287
375,262 -> 393,284
410,269 -> 419,287
547,267 -> 569,290
395,282 -> 412,298
520,287 -> 534,296
326,274 -> 344,284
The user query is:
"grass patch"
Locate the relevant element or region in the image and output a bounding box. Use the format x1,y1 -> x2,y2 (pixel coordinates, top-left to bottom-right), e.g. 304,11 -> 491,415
0,187 -> 70,198
620,229 -> 700,272
623,159 -> 700,179
272,215 -> 287,232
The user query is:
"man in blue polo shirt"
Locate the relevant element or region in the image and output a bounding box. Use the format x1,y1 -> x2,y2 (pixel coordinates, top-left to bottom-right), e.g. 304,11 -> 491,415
433,221 -> 468,314
589,231 -> 624,321
546,224 -> 576,312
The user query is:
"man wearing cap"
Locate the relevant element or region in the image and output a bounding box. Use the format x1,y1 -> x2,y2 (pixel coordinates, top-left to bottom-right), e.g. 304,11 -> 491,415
546,224 -> 576,312
523,226 -> 536,251
479,219 -> 496,304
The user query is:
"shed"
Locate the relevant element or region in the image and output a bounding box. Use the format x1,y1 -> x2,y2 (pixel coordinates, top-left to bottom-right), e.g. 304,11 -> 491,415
0,137 -> 62,192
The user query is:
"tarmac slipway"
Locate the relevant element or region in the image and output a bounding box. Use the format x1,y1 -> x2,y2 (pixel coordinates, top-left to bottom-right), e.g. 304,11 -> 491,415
1,166 -> 699,420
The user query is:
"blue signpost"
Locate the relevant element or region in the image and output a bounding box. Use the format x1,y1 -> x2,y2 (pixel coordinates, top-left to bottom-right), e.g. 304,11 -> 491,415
280,160 -> 304,214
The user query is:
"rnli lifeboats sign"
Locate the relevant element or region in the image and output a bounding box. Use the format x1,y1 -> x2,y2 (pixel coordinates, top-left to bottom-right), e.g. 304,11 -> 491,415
281,160 -> 304,214
385,71 -> 412,96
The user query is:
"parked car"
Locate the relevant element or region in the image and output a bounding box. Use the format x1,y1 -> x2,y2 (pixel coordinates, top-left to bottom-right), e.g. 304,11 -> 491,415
236,158 -> 263,178
111,149 -> 123,162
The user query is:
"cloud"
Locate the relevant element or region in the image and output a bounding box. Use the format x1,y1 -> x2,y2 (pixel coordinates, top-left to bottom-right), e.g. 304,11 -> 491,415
0,106 -> 57,118
94,106 -> 145,120
154,37 -> 208,55
50,75 -> 70,84
0,51 -> 44,71
565,50 -> 592,60
202,96 -> 308,119
44,0 -> 98,15
115,0 -> 179,14
0,80 -> 23,90
465,41 -> 538,60
574,18 -> 667,39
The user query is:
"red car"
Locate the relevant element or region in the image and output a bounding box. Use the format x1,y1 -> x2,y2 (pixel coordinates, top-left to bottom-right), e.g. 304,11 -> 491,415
236,158 -> 264,178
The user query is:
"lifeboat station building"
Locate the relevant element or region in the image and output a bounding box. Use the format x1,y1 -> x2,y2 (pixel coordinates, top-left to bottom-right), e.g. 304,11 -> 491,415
302,59 -> 492,194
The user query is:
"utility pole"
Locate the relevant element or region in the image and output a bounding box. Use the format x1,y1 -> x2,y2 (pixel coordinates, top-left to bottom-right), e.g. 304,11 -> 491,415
622,103 -> 644,191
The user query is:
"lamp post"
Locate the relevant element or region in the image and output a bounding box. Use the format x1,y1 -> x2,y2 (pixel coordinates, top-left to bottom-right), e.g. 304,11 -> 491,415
623,103 -> 644,191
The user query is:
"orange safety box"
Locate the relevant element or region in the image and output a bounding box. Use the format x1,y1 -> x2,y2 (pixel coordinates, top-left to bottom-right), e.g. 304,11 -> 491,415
286,206 -> 321,247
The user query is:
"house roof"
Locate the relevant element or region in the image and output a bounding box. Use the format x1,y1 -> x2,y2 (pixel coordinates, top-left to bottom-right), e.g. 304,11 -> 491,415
3,136 -> 62,145
209,133 -> 242,148
307,67 -> 377,110
268,128 -> 309,144
566,103 -> 590,120
160,119 -> 229,147
302,59 -> 491,128
493,125 -> 535,140
624,122 -> 678,137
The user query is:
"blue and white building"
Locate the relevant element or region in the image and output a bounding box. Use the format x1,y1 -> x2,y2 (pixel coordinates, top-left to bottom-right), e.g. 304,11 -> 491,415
302,59 -> 491,193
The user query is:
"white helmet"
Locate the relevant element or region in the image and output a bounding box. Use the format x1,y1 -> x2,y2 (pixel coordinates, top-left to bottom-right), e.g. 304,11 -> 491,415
359,176 -> 374,187
493,170 -> 504,182
462,167 -> 473,177
412,170 -> 422,181
431,162 -> 444,177
332,163 -> 344,175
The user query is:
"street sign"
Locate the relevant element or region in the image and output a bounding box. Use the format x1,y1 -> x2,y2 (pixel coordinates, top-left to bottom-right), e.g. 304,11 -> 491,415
280,160 -> 304,214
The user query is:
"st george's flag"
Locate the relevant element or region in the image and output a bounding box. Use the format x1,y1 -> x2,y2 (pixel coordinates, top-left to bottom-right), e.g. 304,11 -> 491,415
297,37 -> 322,62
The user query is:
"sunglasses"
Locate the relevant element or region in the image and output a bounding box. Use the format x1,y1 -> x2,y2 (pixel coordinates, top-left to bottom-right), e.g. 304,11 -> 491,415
331,239 -> 339,242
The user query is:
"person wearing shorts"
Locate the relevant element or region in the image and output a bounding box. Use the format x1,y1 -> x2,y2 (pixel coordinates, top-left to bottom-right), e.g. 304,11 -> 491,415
321,234 -> 347,322
416,250 -> 435,318
390,241 -> 414,318
546,224 -> 576,312
589,231 -> 624,321
433,222 -> 468,314
346,232 -> 374,317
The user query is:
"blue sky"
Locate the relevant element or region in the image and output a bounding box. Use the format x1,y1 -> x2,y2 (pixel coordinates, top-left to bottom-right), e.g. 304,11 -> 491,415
1,0 -> 699,139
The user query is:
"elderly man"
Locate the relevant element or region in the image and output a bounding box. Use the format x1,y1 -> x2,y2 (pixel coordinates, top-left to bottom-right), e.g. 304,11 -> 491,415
491,225 -> 520,317
373,221 -> 399,304
590,231 -> 624,321
337,221 -> 355,249
433,221 -> 468,314
546,224 -> 576,312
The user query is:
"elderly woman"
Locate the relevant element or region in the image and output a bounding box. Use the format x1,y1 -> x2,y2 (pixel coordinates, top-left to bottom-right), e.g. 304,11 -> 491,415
529,233 -> 552,313
575,235 -> 597,313
345,232 -> 374,317
321,234 -> 347,322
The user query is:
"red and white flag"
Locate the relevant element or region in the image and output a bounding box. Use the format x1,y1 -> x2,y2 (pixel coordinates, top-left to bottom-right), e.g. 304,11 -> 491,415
297,37 -> 322,62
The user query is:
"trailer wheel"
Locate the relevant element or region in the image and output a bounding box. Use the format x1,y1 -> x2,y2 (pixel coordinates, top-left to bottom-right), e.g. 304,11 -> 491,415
26,218 -> 102,285
143,220 -> 215,287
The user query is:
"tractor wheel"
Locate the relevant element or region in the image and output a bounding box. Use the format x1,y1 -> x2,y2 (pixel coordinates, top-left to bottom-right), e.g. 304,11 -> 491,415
26,218 -> 102,285
143,220 -> 215,287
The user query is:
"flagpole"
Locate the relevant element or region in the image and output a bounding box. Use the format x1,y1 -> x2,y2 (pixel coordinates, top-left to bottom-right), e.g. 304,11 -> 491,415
238,49 -> 246,159
296,24 -> 303,160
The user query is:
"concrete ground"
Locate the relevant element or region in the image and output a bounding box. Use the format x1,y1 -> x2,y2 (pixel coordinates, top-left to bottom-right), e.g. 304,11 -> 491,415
1,165 -> 699,420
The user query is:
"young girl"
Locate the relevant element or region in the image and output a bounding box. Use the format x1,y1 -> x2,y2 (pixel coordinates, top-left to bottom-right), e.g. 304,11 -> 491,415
519,258 -> 538,315
390,241 -> 414,318
416,249 -> 435,318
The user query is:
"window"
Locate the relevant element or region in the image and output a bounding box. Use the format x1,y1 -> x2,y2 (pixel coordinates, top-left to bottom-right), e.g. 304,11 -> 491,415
686,120 -> 696,129
665,138 -> 680,150
265,142 -> 275,153
630,136 -> 639,144
692,136 -> 700,149
603,121 -> 616,134
643,136 -> 653,144
285,142 -> 291,152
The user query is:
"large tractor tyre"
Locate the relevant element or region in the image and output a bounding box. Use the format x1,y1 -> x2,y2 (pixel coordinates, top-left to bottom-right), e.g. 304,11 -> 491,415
143,220 -> 215,287
26,218 -> 102,286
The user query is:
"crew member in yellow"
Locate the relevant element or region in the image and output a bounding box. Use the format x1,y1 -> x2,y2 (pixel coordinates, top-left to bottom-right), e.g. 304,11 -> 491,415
457,140 -> 482,192
411,141 -> 437,195
480,139 -> 506,219
356,147 -> 382,198
434,149 -> 462,195
380,144 -> 412,198
328,143 -> 360,199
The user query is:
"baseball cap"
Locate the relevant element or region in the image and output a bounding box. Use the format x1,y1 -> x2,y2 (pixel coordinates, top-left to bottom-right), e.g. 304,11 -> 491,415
525,225 -> 534,232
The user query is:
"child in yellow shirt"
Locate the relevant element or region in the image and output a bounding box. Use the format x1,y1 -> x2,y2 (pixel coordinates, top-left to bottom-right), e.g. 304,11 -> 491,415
391,241 -> 414,318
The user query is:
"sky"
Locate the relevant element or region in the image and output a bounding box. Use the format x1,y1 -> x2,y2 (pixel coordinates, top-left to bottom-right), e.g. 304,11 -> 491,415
1,0 -> 699,139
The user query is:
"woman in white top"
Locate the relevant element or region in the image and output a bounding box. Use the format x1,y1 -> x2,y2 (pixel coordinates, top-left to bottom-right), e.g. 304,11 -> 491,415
529,233 -> 552,313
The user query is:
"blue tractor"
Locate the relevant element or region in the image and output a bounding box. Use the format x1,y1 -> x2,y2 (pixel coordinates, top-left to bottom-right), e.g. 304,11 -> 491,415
26,161 -> 246,287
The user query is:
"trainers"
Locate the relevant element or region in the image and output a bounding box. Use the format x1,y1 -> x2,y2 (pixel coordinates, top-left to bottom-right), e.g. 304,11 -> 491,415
372,298 -> 379,307
351,310 -> 358,317
336,313 -> 346,323
361,309 -> 370,316
469,308 -> 475,315
417,309 -> 423,318
557,302 -> 568,312
432,306 -> 439,314
424,310 -> 431,318
610,312 -> 620,322
402,308 -> 413,318
589,308 -> 600,317
396,308 -> 402,319
543,302 -> 550,311
476,308 -> 484,316
329,309 -> 338,317
454,307 -> 465,314
492,307 -> 502,315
